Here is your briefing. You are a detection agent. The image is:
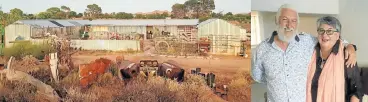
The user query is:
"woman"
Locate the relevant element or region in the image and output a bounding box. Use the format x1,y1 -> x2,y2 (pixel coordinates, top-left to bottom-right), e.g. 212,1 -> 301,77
306,16 -> 363,102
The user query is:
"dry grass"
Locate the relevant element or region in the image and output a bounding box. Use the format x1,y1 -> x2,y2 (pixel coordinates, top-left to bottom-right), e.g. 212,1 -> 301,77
57,72 -> 220,102
0,54 -> 252,102
227,69 -> 253,102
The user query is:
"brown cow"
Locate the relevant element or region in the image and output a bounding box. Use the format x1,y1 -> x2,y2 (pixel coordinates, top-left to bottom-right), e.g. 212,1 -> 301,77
157,60 -> 185,82
79,58 -> 112,87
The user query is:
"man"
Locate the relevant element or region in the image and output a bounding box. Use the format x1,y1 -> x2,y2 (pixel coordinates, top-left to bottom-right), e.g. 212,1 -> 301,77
251,4 -> 357,102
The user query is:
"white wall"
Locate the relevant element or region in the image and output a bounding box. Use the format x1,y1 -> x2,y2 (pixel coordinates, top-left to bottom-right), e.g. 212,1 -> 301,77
253,11 -> 335,42
338,0 -> 368,67
252,0 -> 339,14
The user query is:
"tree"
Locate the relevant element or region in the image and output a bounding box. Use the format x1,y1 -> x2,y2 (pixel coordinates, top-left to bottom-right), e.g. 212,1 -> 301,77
84,4 -> 102,19
69,11 -> 77,18
46,7 -> 63,19
37,12 -> 51,19
225,12 -> 233,16
10,8 -> 23,16
8,8 -> 24,24
77,13 -> 83,18
184,0 -> 215,18
115,12 -> 134,19
24,14 -> 35,19
146,13 -> 167,19
61,6 -> 71,18
46,7 -> 61,14
211,12 -> 223,18
161,12 -> 169,18
171,3 -> 186,19
135,14 -> 146,19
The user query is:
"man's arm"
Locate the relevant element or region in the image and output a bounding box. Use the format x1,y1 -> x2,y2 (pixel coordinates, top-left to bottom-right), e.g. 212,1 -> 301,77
302,33 -> 357,67
251,44 -> 266,84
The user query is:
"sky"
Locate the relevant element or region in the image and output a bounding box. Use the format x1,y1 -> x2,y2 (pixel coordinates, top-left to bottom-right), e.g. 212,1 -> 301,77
0,0 -> 251,14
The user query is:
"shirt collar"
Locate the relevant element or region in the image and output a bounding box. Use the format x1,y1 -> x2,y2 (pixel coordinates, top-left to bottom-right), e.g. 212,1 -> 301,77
268,31 -> 300,44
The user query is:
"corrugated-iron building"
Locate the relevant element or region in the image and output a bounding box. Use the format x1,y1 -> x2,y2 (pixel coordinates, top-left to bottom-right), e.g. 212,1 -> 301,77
5,19 -> 199,51
5,20 -> 87,47
87,19 -> 199,41
197,19 -> 248,55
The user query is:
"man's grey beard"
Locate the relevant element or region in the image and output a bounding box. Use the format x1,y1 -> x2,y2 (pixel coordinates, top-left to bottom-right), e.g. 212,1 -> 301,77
277,26 -> 298,43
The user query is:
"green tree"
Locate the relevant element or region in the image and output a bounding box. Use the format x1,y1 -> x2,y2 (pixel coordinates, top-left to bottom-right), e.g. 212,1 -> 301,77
69,11 -> 77,18
225,12 -> 233,16
8,8 -> 24,24
77,13 -> 83,18
85,4 -> 102,19
115,12 -> 134,19
46,7 -> 63,19
37,12 -> 52,19
24,14 -> 35,19
171,3 -> 186,19
161,12 -> 169,18
61,5 -> 71,18
135,14 -> 146,19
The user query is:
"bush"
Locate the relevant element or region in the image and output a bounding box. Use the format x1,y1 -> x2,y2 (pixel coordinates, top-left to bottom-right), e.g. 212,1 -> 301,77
4,41 -> 54,60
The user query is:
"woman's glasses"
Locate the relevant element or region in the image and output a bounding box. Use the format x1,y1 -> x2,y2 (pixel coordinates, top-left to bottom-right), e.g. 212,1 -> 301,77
317,29 -> 339,35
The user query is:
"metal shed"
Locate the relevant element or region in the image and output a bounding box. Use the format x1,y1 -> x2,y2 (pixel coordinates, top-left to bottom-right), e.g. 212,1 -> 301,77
197,19 -> 248,55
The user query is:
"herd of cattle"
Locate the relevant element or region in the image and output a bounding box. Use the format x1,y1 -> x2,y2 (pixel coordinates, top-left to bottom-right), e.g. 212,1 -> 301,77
78,56 -> 228,100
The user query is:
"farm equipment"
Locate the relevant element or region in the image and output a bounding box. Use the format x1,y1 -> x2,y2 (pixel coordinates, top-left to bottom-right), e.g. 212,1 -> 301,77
117,59 -> 185,83
154,36 -> 198,56
191,67 -> 228,101
139,60 -> 159,77
158,60 -> 185,82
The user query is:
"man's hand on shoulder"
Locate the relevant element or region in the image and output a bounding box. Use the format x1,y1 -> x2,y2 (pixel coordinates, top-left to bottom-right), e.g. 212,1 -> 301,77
345,44 -> 357,68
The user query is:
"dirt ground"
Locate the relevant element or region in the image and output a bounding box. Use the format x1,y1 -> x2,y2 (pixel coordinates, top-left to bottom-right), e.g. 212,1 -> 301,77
72,51 -> 251,84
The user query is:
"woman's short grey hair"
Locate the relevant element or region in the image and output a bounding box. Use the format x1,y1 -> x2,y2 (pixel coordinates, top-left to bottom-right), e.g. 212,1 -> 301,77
317,16 -> 342,32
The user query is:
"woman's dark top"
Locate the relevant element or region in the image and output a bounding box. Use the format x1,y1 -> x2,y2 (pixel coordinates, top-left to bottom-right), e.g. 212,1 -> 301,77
311,40 -> 364,102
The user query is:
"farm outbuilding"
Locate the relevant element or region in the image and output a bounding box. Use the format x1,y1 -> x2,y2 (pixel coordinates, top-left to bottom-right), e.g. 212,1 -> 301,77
4,19 -> 200,52
197,19 -> 249,55
5,20 -> 87,47
87,19 -> 199,41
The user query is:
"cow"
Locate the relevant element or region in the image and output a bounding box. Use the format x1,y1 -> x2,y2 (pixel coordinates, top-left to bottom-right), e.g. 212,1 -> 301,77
157,60 -> 185,82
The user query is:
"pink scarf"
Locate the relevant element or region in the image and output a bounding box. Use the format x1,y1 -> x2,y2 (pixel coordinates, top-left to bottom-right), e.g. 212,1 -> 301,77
306,40 -> 345,102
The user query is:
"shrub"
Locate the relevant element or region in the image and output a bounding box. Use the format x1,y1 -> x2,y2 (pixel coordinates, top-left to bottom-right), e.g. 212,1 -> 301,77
4,41 -> 54,60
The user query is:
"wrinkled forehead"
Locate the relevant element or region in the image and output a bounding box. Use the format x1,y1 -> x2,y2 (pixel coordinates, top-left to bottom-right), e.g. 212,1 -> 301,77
280,8 -> 298,19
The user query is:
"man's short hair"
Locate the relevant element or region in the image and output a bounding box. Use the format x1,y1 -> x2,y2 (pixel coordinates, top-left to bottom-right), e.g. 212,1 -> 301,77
316,16 -> 342,33
275,4 -> 299,25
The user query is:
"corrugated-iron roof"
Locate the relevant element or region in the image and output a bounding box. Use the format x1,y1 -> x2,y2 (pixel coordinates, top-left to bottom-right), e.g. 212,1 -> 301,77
89,19 -> 199,26
15,19 -> 199,27
197,19 -> 218,27
15,20 -> 61,28
198,19 -> 249,32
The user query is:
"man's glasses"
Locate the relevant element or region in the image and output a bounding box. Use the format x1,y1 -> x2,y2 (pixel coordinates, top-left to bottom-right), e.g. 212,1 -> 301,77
317,29 -> 339,35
